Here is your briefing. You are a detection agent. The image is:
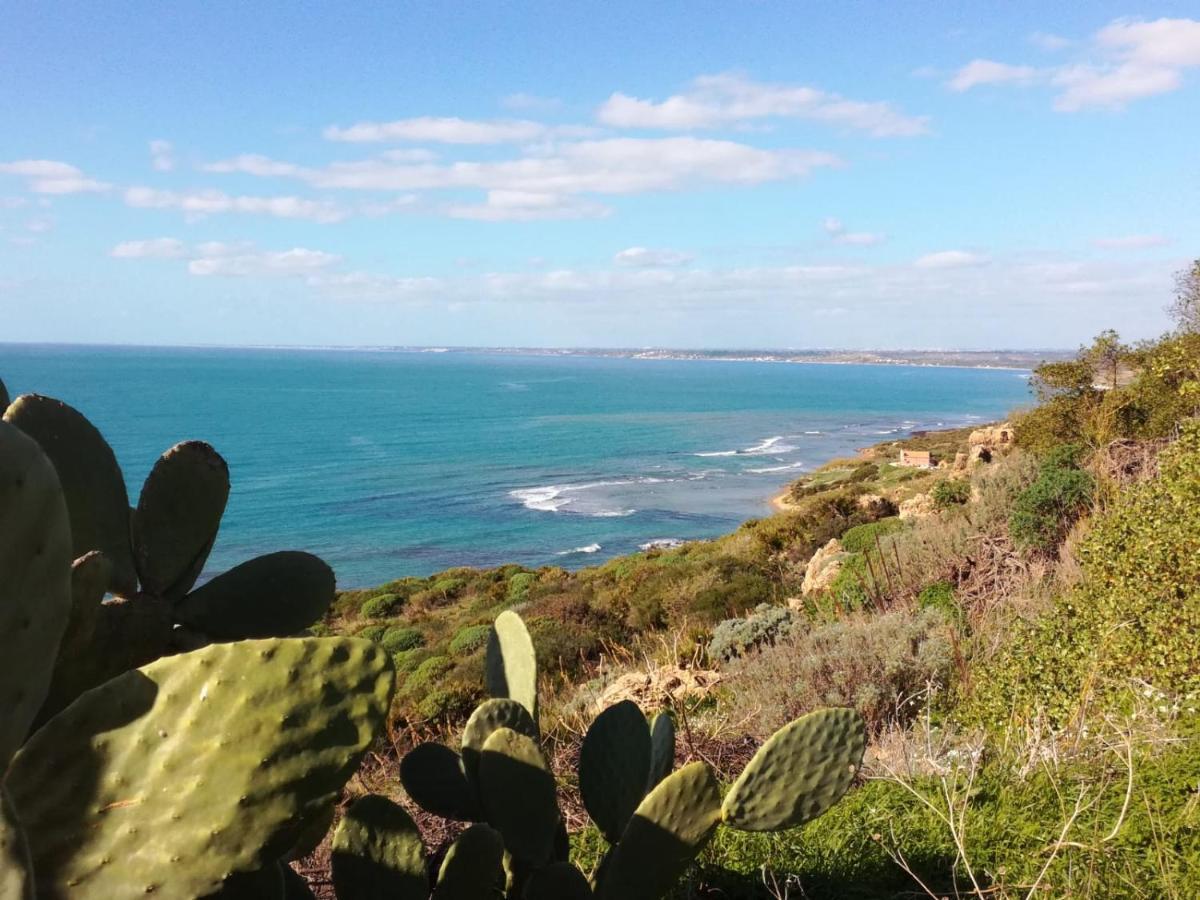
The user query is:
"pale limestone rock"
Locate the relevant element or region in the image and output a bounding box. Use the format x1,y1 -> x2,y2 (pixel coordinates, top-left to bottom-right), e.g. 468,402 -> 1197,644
899,492 -> 936,521
802,538 -> 850,595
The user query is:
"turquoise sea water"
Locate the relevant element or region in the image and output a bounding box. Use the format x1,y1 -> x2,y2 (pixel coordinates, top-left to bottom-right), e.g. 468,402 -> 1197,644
1,345 -> 1034,588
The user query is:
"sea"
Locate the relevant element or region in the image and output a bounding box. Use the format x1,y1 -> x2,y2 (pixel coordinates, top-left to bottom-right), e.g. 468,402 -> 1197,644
1,345 -> 1034,588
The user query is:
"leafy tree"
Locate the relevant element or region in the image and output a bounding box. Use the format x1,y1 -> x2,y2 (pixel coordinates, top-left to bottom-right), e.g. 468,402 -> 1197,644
1168,258 -> 1200,333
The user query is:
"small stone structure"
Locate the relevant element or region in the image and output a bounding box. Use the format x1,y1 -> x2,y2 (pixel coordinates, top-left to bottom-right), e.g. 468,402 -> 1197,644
898,449 -> 935,468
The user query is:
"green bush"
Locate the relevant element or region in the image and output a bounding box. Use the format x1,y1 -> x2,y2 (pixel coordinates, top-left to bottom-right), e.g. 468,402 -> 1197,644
448,623 -> 490,656
930,478 -> 970,509
690,570 -> 775,625
403,655 -> 452,695
840,517 -> 905,554
916,582 -> 958,620
359,592 -> 402,619
391,648 -> 427,675
431,576 -> 467,597
355,624 -> 387,643
707,603 -> 796,662
1008,446 -> 1093,553
505,571 -> 536,605
380,626 -> 424,655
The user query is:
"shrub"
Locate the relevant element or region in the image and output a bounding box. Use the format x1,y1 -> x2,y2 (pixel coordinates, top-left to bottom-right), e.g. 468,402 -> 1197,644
690,570 -> 775,625
506,571 -> 536,605
707,603 -> 796,662
930,478 -> 970,509
917,581 -> 958,620
448,623 -> 490,656
391,648 -> 427,675
1008,447 -> 1094,553
355,624 -> 387,643
403,655 -> 452,695
431,576 -> 467,597
359,592 -> 402,619
380,626 -> 424,655
728,608 -> 954,735
840,517 -> 905,554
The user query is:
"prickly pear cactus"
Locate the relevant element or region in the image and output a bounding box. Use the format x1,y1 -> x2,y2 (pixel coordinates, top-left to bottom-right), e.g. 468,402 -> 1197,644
0,419 -> 72,768
721,706 -> 866,832
0,788 -> 33,900
0,376 -> 9,411
399,742 -> 481,822
461,697 -> 539,784
579,700 -> 651,843
597,761 -> 723,900
433,823 -> 505,899
331,795 -> 427,900
486,610 -> 537,721
477,727 -> 560,867
132,440 -> 228,602
7,637 -> 394,899
3,395 -> 137,596
647,711 -> 675,791
522,861 -> 592,899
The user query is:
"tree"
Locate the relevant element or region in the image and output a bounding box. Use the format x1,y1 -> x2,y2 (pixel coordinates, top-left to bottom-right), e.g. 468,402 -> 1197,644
1169,258 -> 1200,334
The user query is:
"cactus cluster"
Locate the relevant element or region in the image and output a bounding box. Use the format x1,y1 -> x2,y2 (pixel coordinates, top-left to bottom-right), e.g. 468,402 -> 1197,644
0,387 -> 337,722
0,392 -> 397,897
332,609 -> 867,900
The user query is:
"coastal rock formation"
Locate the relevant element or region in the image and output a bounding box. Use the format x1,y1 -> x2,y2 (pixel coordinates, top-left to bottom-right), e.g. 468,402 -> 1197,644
899,493 -> 936,521
596,665 -> 721,711
968,422 -> 1015,463
802,538 -> 850,595
856,493 -> 896,517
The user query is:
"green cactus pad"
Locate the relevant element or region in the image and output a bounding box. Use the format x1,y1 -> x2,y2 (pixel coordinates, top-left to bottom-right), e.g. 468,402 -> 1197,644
331,795 -> 427,900
579,700 -> 652,843
0,420 -> 72,768
597,762 -> 722,900
522,862 -> 592,899
133,440 -> 229,602
485,610 -> 537,721
174,550 -> 335,639
285,797 -> 337,862
647,711 -> 676,791
207,863 -> 285,899
461,697 -> 540,784
8,637 -> 394,898
0,377 -> 9,411
432,823 -> 504,899
1,787 -> 33,900
3,395 -> 136,596
477,727 -> 560,866
399,742 -> 481,822
721,707 -> 866,832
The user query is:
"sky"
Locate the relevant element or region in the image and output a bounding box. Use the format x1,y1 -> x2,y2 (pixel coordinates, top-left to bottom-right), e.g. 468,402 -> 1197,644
1,1 -> 1198,349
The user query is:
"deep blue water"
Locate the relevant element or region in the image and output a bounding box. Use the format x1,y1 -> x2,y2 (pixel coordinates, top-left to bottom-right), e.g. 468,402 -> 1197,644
1,345 -> 1033,587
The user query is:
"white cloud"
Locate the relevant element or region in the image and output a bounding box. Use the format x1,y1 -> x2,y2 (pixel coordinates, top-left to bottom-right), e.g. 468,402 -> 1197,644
914,250 -> 990,269
1030,31 -> 1072,51
324,116 -> 595,144
150,139 -> 175,172
1092,234 -> 1170,249
1097,17 -> 1200,68
823,217 -> 885,246
0,159 -> 111,194
1052,62 -> 1181,111
596,72 -> 929,137
501,93 -> 563,113
613,247 -> 694,267
123,187 -> 347,222
948,60 -> 1039,92
202,154 -> 311,177
447,190 -> 610,221
189,247 -> 341,277
111,238 -> 188,259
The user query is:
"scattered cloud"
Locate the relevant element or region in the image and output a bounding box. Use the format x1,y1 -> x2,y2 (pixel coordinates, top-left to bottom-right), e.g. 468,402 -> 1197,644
1029,31 -> 1072,52
823,217 -> 885,246
501,93 -> 563,113
596,72 -> 929,137
111,238 -> 340,277
123,187 -> 348,222
948,60 -> 1039,92
110,237 -> 188,258
613,247 -> 694,267
447,190 -> 610,221
914,250 -> 990,269
0,159 -> 111,194
1092,234 -> 1170,249
323,116 -> 595,144
150,140 -> 175,172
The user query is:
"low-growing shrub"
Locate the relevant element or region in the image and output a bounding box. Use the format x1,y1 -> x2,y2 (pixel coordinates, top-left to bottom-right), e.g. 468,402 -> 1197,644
355,624 -> 387,643
917,581 -> 958,620
840,517 -> 905,554
448,623 -> 491,656
690,570 -> 775,625
391,648 -> 427,675
505,571 -> 536,605
359,592 -> 402,619
403,655 -> 451,695
930,478 -> 970,509
1008,445 -> 1093,553
431,576 -> 467,597
707,603 -> 796,662
728,607 -> 954,735
380,626 -> 424,655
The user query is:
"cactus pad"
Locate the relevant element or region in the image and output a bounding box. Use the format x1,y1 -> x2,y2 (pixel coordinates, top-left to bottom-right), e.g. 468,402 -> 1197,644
1,787 -> 33,900
579,700 -> 651,843
0,376 -> 8,411
0,419 -> 72,768
331,795 -> 427,900
7,637 -> 394,898
721,707 -> 866,832
133,440 -> 229,601
432,823 -> 504,899
399,742 -> 481,822
3,395 -> 136,595
522,862 -> 592,899
477,727 -> 559,866
647,711 -> 675,791
174,551 -> 335,639
461,697 -> 539,784
598,762 -> 722,900
485,610 -> 537,721
282,865 -> 316,899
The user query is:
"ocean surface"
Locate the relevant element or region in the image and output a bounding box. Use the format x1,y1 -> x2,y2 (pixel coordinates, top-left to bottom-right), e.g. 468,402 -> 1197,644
1,345 -> 1034,588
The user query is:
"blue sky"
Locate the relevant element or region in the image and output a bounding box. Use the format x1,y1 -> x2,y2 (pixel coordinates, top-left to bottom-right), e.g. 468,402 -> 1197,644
1,2 -> 1197,349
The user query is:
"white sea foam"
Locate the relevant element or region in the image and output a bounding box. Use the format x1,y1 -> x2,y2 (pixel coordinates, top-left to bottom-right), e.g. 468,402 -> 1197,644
746,461 -> 807,474
510,486 -> 573,512
557,543 -> 602,555
640,538 -> 685,550
511,476 -> 662,514
592,509 -> 637,517
695,435 -> 798,458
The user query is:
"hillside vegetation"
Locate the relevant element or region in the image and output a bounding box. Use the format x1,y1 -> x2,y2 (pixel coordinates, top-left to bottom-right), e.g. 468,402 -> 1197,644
327,306 -> 1200,896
